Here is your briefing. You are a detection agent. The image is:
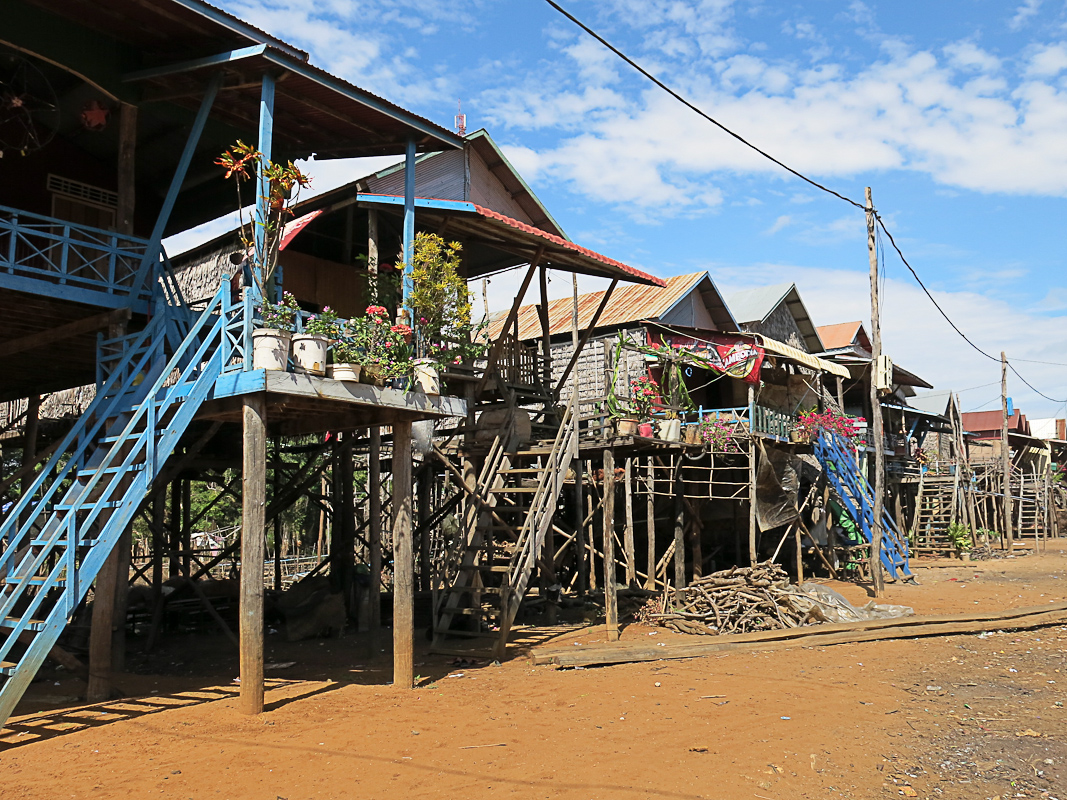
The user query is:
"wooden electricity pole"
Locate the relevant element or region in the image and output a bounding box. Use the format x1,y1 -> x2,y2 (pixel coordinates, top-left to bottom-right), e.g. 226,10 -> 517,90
866,187 -> 885,596
1001,351 -> 1013,550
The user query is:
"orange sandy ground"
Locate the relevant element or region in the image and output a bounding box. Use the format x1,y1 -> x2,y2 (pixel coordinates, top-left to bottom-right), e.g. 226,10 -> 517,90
2,543 -> 1066,800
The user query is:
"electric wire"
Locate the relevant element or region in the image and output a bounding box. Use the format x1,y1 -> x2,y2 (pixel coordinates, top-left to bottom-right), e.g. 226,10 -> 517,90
546,0 -> 1062,407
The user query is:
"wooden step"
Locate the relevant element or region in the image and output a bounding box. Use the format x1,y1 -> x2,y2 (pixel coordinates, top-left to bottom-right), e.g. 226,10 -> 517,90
0,660 -> 18,677
1,576 -> 67,588
2,617 -> 47,632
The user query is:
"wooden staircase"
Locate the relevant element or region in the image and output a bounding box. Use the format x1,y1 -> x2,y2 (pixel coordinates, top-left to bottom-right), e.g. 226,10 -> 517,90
910,473 -> 958,553
432,392 -> 577,658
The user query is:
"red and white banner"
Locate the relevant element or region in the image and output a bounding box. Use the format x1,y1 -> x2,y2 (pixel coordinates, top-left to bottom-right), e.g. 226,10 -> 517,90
657,333 -> 765,384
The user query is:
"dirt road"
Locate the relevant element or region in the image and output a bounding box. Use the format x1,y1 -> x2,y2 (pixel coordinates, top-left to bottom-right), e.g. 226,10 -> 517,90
2,545 -> 1065,799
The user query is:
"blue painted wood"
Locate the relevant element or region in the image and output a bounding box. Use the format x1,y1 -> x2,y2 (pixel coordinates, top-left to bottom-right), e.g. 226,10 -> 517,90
254,72 -> 275,281
356,194 -> 478,213
210,368 -> 268,399
0,282 -> 237,725
402,137 -> 416,313
132,72 -> 222,294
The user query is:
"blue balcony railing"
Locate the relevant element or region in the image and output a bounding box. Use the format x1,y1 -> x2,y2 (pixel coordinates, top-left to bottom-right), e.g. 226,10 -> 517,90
0,204 -> 176,310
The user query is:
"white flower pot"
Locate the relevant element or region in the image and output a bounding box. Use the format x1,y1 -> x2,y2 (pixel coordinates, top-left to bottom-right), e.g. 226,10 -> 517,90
252,329 -> 291,371
292,334 -> 329,376
331,363 -> 361,382
413,358 -> 440,395
659,419 -> 682,441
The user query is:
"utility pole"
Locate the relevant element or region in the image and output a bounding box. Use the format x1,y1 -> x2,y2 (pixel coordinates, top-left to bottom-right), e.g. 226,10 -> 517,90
1001,351 -> 1013,550
866,187 -> 885,596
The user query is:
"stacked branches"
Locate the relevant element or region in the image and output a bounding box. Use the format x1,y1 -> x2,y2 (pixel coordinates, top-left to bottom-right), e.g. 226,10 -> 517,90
637,564 -> 817,635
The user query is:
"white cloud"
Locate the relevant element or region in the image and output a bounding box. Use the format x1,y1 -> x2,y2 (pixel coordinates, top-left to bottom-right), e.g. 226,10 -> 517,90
1025,42 -> 1067,76
763,215 -> 792,235
1010,0 -> 1043,32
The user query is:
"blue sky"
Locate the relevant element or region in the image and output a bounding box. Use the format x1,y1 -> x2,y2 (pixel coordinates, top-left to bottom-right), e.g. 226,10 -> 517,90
175,0 -> 1067,417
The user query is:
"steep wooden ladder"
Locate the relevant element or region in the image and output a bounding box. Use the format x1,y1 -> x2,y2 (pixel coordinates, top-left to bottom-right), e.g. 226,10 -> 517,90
910,473 -> 958,553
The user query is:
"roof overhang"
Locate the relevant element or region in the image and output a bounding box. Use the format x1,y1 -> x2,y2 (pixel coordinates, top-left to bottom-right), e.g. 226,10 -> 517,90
753,333 -> 849,378
354,194 -> 664,286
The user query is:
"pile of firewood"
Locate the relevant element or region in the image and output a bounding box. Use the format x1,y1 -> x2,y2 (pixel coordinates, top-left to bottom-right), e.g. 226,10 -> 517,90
636,564 -> 816,635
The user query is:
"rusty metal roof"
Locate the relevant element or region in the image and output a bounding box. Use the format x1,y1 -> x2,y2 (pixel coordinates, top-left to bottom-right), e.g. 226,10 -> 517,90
816,321 -> 866,351
487,272 -> 709,341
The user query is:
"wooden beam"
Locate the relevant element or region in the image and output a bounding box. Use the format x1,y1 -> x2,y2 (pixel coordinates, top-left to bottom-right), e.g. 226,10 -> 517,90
553,278 -> 619,397
116,103 -> 137,235
603,448 -> 619,642
0,310 -> 130,360
240,394 -> 266,715
392,419 -> 414,689
474,254 -> 542,397
368,427 -> 382,630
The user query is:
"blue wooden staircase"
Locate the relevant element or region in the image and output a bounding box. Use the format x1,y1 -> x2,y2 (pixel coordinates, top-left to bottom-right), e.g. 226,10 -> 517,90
0,283 -> 240,723
813,431 -> 913,581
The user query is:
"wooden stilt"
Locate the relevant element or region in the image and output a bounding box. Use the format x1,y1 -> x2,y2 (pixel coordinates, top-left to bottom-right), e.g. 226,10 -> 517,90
338,433 -> 356,612
586,461 -> 597,591
87,543 -> 119,702
239,395 -> 266,715
673,457 -> 685,588
748,386 -> 758,566
110,525 -> 132,671
392,420 -> 414,688
273,437 -> 282,592
574,458 -> 586,594
368,427 -> 382,630
645,458 -> 655,590
602,449 -> 619,642
623,458 -> 635,586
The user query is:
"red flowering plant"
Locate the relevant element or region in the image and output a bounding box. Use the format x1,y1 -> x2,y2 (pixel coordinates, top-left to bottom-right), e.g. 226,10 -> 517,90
337,305 -> 412,378
793,408 -> 865,443
630,374 -> 662,422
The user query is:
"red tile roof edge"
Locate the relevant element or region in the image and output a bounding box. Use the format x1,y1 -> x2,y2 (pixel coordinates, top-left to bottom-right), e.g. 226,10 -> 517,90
472,204 -> 665,287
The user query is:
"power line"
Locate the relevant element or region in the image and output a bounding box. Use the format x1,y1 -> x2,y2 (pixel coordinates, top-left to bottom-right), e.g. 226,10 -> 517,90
543,0 -> 1067,405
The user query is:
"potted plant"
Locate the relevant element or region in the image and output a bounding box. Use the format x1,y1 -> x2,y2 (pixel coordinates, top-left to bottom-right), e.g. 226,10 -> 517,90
698,416 -> 741,453
405,232 -> 471,396
631,374 -> 660,438
330,338 -> 362,382
252,292 -> 300,370
291,306 -> 338,376
349,305 -> 411,387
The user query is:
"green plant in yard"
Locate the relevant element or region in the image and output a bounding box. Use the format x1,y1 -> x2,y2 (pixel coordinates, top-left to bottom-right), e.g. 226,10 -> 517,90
947,521 -> 972,551
403,232 -> 472,367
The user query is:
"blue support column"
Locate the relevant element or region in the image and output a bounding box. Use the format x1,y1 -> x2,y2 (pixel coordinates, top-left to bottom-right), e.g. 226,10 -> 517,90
254,72 -> 276,304
402,137 -> 416,315
133,73 -> 222,293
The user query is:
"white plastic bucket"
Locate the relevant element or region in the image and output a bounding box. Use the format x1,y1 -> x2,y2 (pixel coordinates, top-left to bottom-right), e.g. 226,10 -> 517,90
252,329 -> 291,371
331,363 -> 361,382
292,334 -> 328,376
413,358 -> 440,395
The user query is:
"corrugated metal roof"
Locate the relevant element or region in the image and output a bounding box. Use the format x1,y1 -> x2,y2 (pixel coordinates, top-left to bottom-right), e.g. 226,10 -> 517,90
488,272 -> 709,341
726,283 -> 794,324
816,321 -> 864,351
908,391 -> 952,416
962,409 -> 1029,436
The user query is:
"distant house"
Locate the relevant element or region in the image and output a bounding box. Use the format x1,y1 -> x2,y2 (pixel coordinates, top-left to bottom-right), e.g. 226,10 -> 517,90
726,283 -> 824,354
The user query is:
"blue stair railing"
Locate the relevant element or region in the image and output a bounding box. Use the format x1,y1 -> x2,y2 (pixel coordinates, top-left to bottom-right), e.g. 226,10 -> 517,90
0,280 -> 240,724
813,431 -> 913,581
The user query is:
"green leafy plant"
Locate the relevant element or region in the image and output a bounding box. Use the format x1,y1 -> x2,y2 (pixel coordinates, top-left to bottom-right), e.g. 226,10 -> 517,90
303,306 -> 340,338
403,232 -> 472,367
261,291 -> 300,331
947,522 -> 972,551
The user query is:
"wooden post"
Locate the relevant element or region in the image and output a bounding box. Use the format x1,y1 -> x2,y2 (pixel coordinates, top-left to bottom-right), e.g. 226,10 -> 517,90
602,449 -> 619,642
272,437 -> 282,591
392,420 -> 414,688
571,272 -> 586,594
672,458 -> 686,588
623,457 -> 635,586
836,376 -> 845,412
116,103 -> 137,236
586,461 -> 596,591
87,545 -> 119,702
239,395 -> 266,715
748,385 -> 758,566
169,479 -> 180,578
794,526 -> 804,582
368,427 -> 382,629
645,458 -> 656,589
110,525 -> 132,671
866,186 -> 885,596
418,464 -> 432,593
538,264 -> 552,386
19,394 -> 39,503
1001,351 -> 1013,549
338,433 -> 356,612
